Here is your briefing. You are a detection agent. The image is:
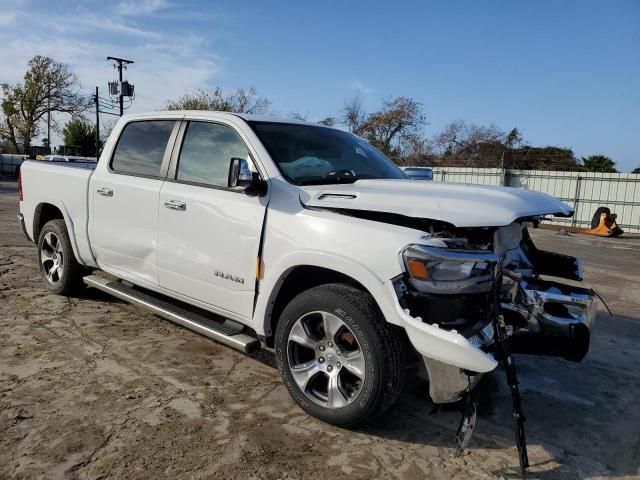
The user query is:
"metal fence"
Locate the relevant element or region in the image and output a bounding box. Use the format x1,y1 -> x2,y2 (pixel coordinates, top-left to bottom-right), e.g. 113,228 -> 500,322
429,167 -> 640,233
0,154 -> 27,177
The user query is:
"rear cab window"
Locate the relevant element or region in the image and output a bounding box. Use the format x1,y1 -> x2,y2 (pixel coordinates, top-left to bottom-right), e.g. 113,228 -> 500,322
110,120 -> 176,177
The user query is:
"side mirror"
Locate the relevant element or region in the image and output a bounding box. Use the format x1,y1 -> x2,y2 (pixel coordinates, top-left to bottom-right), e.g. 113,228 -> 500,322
228,157 -> 266,195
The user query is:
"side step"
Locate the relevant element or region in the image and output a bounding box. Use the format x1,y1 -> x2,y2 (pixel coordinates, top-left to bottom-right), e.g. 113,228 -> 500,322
83,274 -> 261,354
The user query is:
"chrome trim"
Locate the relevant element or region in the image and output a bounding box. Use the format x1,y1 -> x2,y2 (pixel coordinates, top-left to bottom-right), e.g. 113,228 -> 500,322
504,278 -> 597,336
96,187 -> 113,197
162,199 -> 186,210
83,274 -> 260,353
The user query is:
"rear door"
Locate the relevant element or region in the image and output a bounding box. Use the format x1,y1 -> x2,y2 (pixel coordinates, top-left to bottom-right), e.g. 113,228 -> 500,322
89,119 -> 180,285
156,119 -> 268,320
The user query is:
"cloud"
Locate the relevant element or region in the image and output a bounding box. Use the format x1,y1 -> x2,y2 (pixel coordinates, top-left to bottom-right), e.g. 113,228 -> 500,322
0,3 -> 221,146
47,13 -> 162,39
115,0 -> 170,16
349,80 -> 374,94
0,10 -> 17,25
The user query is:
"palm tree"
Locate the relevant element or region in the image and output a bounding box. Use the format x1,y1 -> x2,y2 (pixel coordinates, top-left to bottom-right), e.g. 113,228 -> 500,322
581,154 -> 617,173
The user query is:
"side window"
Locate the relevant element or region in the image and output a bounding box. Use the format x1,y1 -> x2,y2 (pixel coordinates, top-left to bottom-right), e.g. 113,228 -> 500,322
176,121 -> 251,187
111,120 -> 175,177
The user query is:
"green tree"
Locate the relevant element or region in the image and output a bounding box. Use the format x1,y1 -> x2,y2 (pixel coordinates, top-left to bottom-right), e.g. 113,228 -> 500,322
581,154 -> 617,173
164,87 -> 270,114
62,118 -> 98,156
1,55 -> 89,153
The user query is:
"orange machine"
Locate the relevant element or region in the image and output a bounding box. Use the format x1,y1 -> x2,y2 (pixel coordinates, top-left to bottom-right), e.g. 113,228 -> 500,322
584,207 -> 624,237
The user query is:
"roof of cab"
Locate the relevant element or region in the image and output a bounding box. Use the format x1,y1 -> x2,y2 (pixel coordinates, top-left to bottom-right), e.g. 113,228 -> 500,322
120,110 -> 322,127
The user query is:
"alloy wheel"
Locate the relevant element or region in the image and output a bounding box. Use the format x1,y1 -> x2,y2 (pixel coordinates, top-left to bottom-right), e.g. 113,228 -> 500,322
41,232 -> 64,285
287,311 -> 366,409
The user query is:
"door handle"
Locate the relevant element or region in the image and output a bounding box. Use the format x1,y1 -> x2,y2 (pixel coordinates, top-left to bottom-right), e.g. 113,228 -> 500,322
162,199 -> 186,211
97,187 -> 113,197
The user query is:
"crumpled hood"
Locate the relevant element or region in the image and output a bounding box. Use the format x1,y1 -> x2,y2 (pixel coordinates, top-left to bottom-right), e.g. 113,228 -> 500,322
299,179 -> 573,228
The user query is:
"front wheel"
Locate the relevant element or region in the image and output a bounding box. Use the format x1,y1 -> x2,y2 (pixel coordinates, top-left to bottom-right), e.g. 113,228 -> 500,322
275,284 -> 405,427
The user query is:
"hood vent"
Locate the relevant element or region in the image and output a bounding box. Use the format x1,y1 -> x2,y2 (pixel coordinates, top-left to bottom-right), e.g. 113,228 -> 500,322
317,193 -> 357,200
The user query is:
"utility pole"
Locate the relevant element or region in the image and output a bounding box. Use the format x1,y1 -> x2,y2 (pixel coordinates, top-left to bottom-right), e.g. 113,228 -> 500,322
106,56 -> 134,116
94,86 -> 100,159
47,79 -> 51,153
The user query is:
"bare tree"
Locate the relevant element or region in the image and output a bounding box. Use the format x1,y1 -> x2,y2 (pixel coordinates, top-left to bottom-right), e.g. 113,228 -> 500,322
317,116 -> 336,126
357,96 -> 426,159
1,55 -> 89,152
227,87 -> 271,114
288,112 -> 336,126
340,93 -> 366,133
164,87 -> 270,114
289,111 -> 308,121
432,121 -> 504,158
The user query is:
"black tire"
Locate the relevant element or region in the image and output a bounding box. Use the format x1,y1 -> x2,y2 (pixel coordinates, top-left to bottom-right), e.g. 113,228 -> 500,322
37,219 -> 87,296
275,283 -> 405,427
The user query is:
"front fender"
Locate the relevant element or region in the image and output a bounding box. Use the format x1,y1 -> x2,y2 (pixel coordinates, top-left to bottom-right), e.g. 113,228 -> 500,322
254,250 -> 395,337
255,250 -> 497,373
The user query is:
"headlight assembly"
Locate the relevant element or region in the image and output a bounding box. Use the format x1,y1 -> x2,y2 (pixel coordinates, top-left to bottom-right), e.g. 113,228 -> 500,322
402,245 -> 498,294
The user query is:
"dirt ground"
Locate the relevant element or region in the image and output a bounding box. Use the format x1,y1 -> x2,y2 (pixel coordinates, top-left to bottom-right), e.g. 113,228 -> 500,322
1,178 -> 639,480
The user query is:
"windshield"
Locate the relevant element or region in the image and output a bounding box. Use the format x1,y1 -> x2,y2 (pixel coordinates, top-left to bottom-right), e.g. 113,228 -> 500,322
248,121 -> 406,185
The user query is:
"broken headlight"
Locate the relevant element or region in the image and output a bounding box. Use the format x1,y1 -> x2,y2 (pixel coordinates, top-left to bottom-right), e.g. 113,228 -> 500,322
402,245 -> 498,294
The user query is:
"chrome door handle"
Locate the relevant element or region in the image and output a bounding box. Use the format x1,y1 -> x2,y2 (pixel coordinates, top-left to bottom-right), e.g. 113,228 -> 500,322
97,187 -> 113,197
162,199 -> 186,211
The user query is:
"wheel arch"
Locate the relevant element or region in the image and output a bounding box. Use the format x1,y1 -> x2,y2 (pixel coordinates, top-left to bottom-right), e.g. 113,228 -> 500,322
33,202 -> 84,266
256,254 -> 398,347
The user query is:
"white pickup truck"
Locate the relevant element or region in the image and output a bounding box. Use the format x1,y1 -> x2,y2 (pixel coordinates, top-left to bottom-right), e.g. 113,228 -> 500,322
17,111 -> 597,439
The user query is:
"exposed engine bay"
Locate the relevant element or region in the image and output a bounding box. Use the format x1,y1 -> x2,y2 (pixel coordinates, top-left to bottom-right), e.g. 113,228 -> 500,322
395,219 -> 596,363
390,217 -> 600,477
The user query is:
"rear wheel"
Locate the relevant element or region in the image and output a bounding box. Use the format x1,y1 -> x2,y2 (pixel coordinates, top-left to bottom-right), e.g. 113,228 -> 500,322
275,283 -> 405,427
37,219 -> 87,296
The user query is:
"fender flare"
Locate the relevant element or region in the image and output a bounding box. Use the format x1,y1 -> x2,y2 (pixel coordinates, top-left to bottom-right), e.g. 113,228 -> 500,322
33,199 -> 86,267
254,250 -> 400,337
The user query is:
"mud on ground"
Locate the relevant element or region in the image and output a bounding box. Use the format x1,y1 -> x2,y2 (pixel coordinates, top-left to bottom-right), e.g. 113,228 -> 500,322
1,180 -> 639,479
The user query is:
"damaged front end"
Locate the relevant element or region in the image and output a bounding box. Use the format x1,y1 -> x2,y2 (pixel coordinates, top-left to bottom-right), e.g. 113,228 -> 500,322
498,224 -> 597,362
394,220 -> 598,404
393,221 -> 599,476
397,243 -> 499,403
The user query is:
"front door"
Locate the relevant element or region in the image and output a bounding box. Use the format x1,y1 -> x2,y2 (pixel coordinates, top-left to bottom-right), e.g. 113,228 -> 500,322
156,120 -> 268,320
89,119 -> 178,285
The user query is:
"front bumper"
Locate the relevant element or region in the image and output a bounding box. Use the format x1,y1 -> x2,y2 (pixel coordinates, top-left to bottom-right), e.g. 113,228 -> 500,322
502,277 -> 597,362
386,281 -> 497,403
517,277 -> 597,335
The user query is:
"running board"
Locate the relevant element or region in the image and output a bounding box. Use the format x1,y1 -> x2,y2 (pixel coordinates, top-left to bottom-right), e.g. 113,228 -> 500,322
83,274 -> 261,354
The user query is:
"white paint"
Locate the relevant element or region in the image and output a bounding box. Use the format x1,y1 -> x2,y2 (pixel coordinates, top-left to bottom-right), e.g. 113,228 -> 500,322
23,111 -> 589,379
301,179 -> 573,228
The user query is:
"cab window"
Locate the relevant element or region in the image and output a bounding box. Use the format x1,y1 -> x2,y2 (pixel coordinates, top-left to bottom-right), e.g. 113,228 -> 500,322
111,120 -> 175,177
176,121 -> 251,187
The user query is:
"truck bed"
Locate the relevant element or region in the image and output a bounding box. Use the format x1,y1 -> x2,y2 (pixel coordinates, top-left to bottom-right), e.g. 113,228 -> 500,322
19,160 -> 96,267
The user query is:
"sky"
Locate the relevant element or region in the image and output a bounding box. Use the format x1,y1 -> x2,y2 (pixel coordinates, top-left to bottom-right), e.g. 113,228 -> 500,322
0,0 -> 638,170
